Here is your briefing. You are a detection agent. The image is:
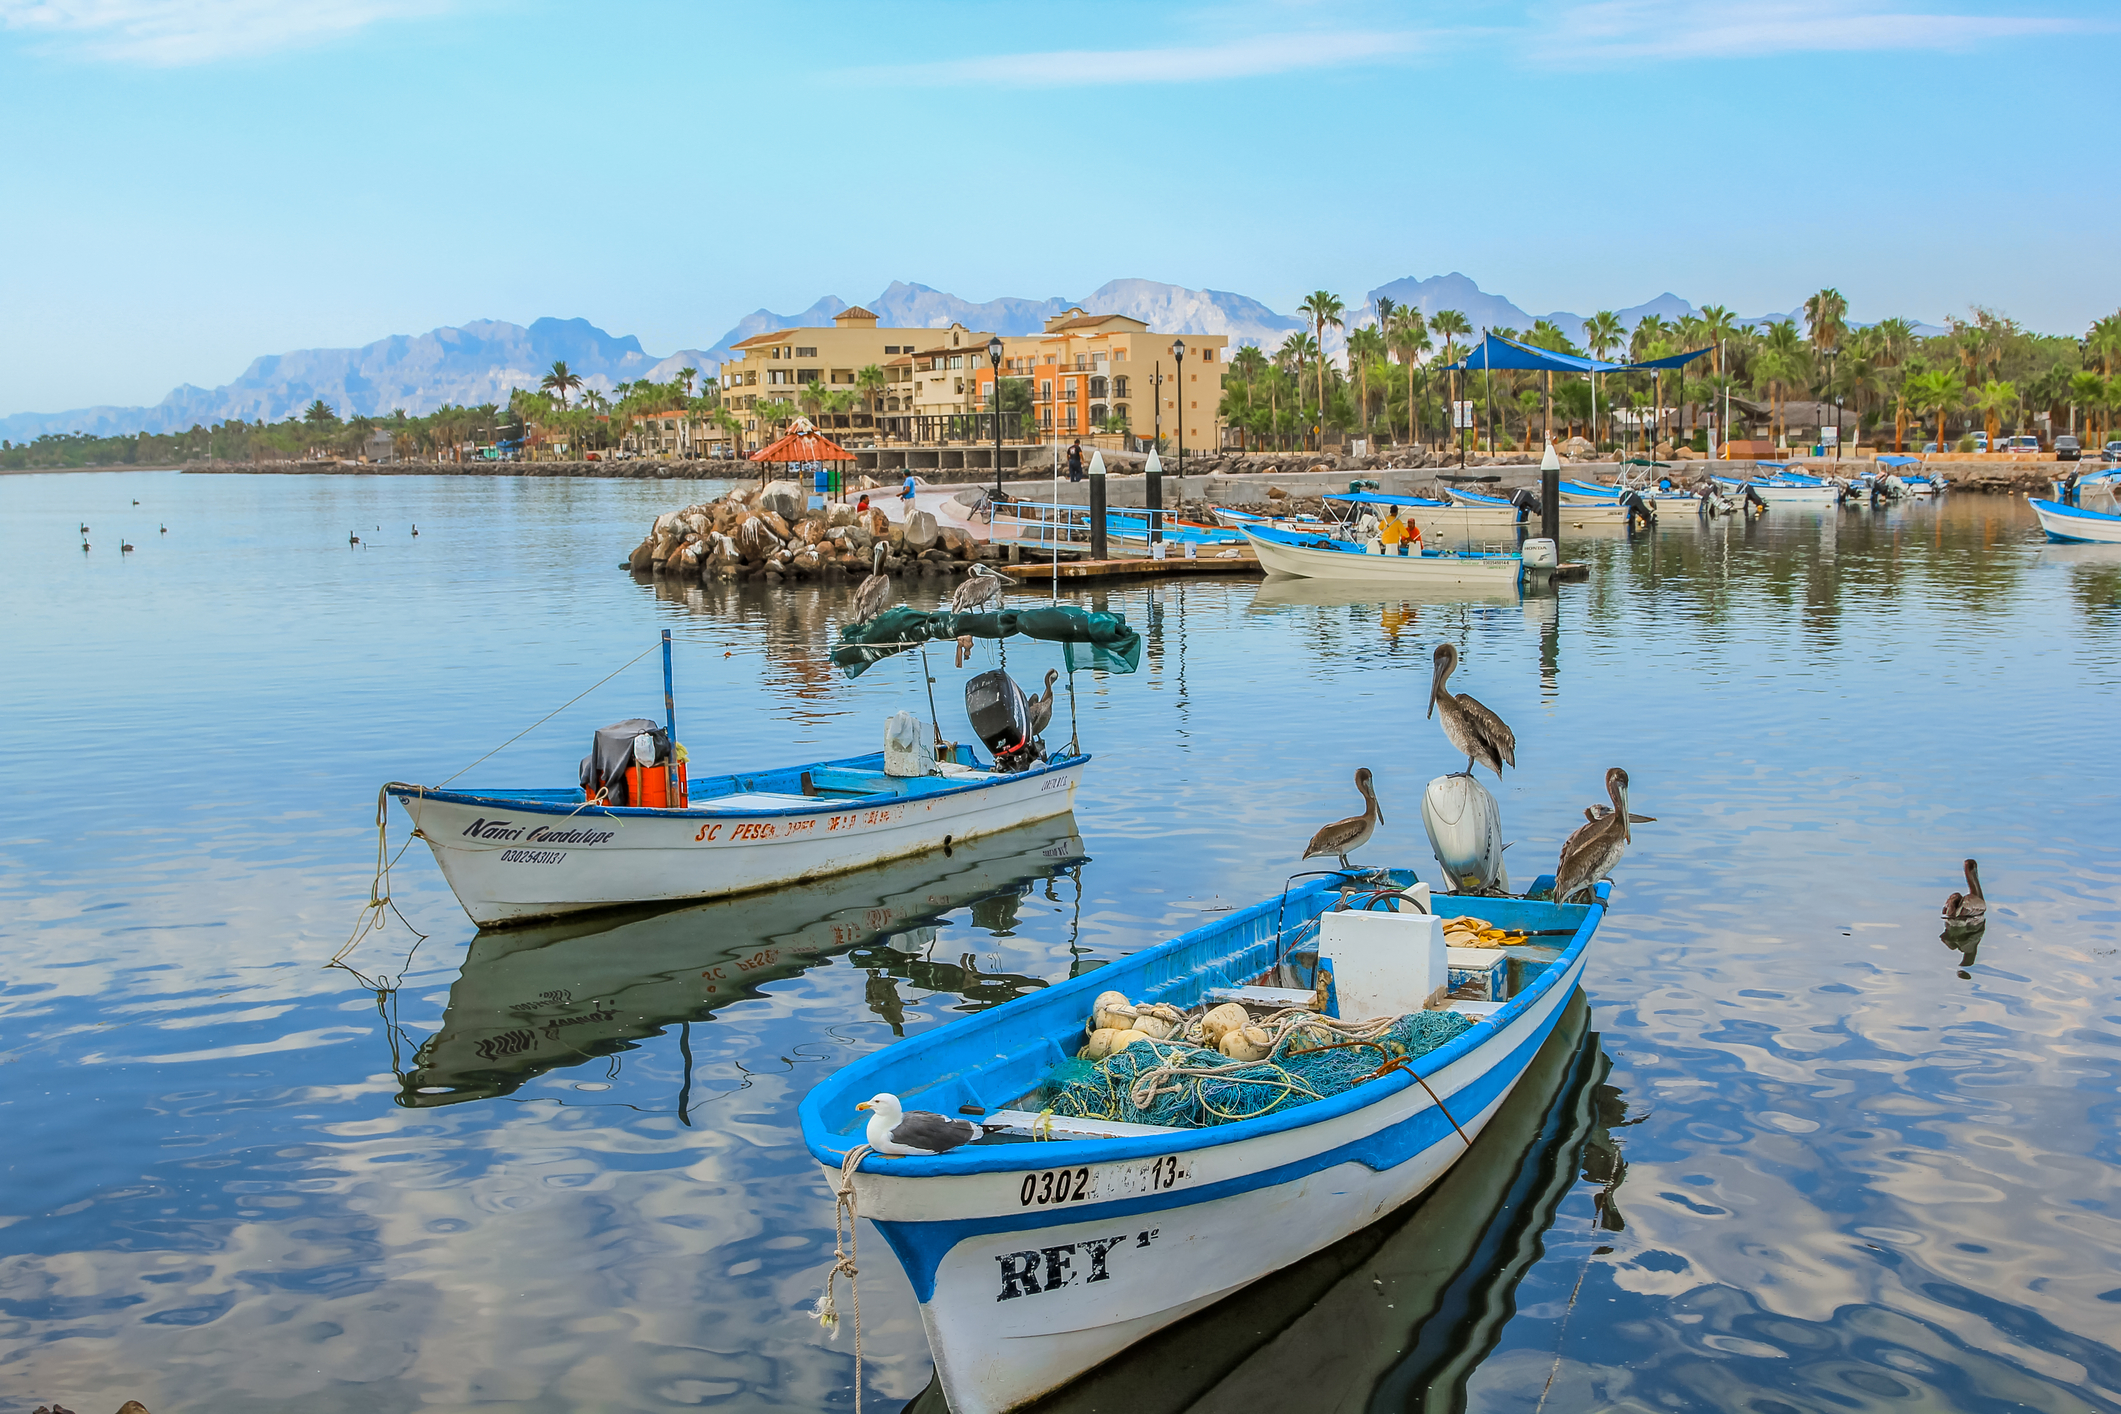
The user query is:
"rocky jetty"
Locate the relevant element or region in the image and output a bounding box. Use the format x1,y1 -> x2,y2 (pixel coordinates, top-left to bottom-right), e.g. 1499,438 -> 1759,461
625,479 -> 1009,584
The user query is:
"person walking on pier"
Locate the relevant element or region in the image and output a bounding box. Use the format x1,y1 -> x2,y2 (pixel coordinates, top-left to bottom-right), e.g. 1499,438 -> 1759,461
1067,440 -> 1084,482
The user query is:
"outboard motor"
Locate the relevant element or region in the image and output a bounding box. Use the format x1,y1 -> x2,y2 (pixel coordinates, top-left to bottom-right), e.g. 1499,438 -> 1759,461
1618,486 -> 1656,529
1509,486 -> 1541,523
965,669 -> 1043,773
1743,483 -> 1769,516
579,717 -> 669,805
1421,773 -> 1508,895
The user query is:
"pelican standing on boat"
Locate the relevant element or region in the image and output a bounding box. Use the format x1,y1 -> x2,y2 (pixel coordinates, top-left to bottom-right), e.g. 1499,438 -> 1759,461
949,562 -> 1015,613
1302,767 -> 1383,870
1555,767 -> 1634,903
856,1092 -> 982,1156
1942,858 -> 1987,931
1026,668 -> 1059,737
852,543 -> 892,623
1427,643 -> 1516,778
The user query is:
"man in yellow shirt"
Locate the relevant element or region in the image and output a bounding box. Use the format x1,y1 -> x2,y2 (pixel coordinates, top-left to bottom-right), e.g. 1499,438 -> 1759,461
1379,505 -> 1409,555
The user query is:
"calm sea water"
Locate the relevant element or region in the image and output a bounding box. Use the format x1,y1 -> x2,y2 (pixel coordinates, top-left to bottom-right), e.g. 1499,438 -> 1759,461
2,471 -> 2117,1414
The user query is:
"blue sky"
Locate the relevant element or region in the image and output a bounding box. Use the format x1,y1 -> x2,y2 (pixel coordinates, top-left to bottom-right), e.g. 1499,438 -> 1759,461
3,0 -> 2117,415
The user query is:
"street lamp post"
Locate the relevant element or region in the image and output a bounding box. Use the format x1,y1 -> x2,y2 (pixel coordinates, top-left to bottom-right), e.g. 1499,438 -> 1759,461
1822,347 -> 1840,459
987,336 -> 1005,506
1169,338 -> 1186,516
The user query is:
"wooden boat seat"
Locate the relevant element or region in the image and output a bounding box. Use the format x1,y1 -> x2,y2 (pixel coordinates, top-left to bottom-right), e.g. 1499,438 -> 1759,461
1203,985 -> 1320,1011
980,1109 -> 1187,1140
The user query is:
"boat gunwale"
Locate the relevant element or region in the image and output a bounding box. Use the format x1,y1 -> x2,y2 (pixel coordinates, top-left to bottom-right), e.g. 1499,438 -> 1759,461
386,749 -> 1091,821
1239,524 -> 1524,564
798,876 -> 1607,1177
2028,495 -> 2121,524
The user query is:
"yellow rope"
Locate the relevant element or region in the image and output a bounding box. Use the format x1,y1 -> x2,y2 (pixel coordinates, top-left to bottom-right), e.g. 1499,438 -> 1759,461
812,1144 -> 875,1411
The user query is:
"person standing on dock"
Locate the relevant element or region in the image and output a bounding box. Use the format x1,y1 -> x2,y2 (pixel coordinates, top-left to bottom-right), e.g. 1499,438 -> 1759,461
1067,440 -> 1084,482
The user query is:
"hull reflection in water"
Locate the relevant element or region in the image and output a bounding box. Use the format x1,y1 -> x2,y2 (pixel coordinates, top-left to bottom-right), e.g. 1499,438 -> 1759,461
395,817 -> 1088,1107
906,991 -> 1614,1414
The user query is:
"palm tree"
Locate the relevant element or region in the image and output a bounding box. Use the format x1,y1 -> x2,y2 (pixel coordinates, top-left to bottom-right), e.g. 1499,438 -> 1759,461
1384,309 -> 1430,447
796,378 -> 827,419
1803,288 -> 1848,355
303,398 -> 337,427
673,365 -> 697,400
1907,369 -> 1961,450
1698,305 -> 1738,373
855,364 -> 887,418
1430,309 -> 1471,367
2070,370 -> 2106,446
1972,379 -> 2017,446
540,360 -> 583,408
1346,325 -> 1387,433
1295,290 -> 1345,448
1584,311 -> 1624,361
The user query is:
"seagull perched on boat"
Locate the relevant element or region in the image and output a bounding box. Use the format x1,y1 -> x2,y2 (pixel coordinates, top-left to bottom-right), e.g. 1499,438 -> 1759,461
1026,668 -> 1059,738
852,543 -> 892,623
949,562 -> 1016,613
1555,768 -> 1634,904
1942,858 -> 1987,932
1427,643 -> 1515,778
1303,767 -> 1383,871
857,1092 -> 982,1156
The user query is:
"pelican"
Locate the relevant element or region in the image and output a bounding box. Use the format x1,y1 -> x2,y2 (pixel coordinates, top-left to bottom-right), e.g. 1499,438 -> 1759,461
1555,768 -> 1634,904
1427,643 -> 1515,778
857,1092 -> 981,1156
121,541 -> 133,552
1026,668 -> 1059,737
79,523 -> 89,534
349,532 -> 360,546
1302,767 -> 1383,871
159,524 -> 168,534
852,543 -> 891,622
949,562 -> 1015,613
1942,858 -> 1987,932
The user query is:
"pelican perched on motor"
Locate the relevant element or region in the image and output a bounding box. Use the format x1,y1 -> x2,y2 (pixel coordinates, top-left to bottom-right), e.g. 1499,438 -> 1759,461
1026,668 -> 1059,738
852,543 -> 892,623
1555,767 -> 1635,903
1302,767 -> 1383,871
1427,642 -> 1515,778
949,562 -> 1016,613
1941,858 -> 1987,932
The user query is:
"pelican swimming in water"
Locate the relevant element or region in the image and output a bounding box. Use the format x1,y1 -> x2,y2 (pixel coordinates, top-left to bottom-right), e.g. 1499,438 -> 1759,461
1555,767 -> 1635,903
857,1092 -> 982,1156
1026,668 -> 1059,738
852,543 -> 892,623
1941,858 -> 1987,932
1302,767 -> 1384,871
1427,642 -> 1515,778
949,562 -> 1016,613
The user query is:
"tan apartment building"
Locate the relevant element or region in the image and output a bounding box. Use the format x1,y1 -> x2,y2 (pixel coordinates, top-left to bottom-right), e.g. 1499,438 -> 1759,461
973,310 -> 1229,451
718,307 -> 997,452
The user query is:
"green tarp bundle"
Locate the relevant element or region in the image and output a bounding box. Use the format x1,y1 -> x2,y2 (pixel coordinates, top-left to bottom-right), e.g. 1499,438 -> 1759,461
834,604 -> 1143,679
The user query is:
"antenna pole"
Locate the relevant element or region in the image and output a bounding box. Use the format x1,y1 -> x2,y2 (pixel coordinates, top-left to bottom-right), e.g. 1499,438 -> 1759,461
661,630 -> 678,806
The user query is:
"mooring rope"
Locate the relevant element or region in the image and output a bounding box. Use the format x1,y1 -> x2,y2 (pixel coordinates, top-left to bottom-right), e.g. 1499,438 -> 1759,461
433,639 -> 664,789
812,1143 -> 875,1411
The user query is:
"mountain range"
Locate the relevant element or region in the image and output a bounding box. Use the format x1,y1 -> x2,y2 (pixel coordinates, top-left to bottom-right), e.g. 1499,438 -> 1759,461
1,275 -> 1883,442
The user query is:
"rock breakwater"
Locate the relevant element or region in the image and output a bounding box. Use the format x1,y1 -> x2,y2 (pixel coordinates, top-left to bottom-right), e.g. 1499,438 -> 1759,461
626,479 -> 1009,584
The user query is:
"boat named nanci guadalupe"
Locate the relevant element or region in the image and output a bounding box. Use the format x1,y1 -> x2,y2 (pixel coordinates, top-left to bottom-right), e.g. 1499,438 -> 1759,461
799,866 -> 1608,1414
390,610 -> 1141,927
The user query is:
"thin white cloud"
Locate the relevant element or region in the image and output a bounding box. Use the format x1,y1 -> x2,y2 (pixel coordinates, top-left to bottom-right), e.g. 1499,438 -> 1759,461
867,29 -> 1439,88
1542,0 -> 2099,62
0,0 -> 445,64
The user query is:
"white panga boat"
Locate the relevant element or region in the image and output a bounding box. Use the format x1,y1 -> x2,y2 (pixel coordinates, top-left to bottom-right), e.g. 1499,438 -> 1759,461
1711,465 -> 1842,506
390,611 -> 1141,927
799,867 -> 1608,1414
1241,523 -> 1523,588
2029,495 -> 2121,544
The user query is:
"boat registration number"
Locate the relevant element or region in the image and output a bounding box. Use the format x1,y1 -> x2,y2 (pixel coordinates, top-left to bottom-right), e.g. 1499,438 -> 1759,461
1017,1154 -> 1190,1207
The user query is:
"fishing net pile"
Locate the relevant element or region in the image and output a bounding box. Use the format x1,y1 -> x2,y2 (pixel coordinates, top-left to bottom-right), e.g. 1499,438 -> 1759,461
1036,998 -> 1474,1130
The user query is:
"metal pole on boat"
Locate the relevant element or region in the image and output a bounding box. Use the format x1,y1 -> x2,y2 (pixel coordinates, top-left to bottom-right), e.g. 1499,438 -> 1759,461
661,629 -> 678,805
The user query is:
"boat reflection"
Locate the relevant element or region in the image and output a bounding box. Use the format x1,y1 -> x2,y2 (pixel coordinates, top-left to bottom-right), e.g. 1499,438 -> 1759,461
391,817 -> 1088,1107
1248,574 -> 1521,611
905,990 -> 1629,1414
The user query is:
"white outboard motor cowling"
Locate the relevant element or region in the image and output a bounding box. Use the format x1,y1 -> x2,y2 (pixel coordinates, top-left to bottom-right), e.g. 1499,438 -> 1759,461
1520,537 -> 1559,572
1421,773 -> 1508,894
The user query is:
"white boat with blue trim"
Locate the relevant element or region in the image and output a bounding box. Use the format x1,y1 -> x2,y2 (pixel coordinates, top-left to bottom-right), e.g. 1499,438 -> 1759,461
799,868 -> 1607,1414
2029,495 -> 2121,544
1710,465 -> 1843,505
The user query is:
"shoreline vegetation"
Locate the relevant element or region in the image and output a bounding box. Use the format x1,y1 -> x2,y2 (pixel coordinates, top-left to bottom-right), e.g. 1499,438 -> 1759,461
7,293 -> 2119,473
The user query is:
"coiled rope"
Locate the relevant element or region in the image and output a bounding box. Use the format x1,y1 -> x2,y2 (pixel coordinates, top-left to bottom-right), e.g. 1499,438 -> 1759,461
811,1143 -> 874,1410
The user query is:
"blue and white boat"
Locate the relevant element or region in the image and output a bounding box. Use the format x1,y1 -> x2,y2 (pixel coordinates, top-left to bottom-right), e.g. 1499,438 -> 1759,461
1553,477 -> 1701,516
1711,465 -> 1842,506
1241,524 -> 1524,588
799,869 -> 1607,1414
2028,496 -> 2121,544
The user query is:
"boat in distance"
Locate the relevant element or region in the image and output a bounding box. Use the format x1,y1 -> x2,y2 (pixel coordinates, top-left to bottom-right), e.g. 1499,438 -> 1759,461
388,746 -> 1085,928
799,867 -> 1608,1414
1240,524 -> 1523,588
2028,495 -> 2121,544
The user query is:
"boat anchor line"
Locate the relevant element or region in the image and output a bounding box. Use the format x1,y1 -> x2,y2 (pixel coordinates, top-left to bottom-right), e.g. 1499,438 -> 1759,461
813,1143 -> 876,1411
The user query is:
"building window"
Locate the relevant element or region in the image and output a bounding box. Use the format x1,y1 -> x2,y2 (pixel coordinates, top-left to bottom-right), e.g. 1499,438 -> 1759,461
1063,405 -> 1077,428
1039,380 -> 1053,401
1112,376 -> 1128,399
1089,376 -> 1107,399
1112,348 -> 1127,361
1063,378 -> 1077,398
1041,408 -> 1052,428
947,355 -> 964,370
1114,404 -> 1128,424
796,346 -> 817,357
746,371 -> 758,385
1089,403 -> 1107,424
1203,348 -> 1216,362
769,370 -> 789,384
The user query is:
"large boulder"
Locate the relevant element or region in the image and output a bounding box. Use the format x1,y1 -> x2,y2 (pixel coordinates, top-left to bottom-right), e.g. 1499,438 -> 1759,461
758,479 -> 804,520
629,539 -> 654,572
937,524 -> 973,558
797,519 -> 826,546
758,509 -> 793,541
826,502 -> 857,528
734,516 -> 781,561
902,509 -> 941,552
864,508 -> 891,538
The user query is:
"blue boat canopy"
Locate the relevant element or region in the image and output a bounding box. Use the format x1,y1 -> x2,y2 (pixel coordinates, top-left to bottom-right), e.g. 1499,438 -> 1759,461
834,604 -> 1142,679
1875,454 -> 1921,467
1438,331 -> 1712,375
1323,491 -> 1450,508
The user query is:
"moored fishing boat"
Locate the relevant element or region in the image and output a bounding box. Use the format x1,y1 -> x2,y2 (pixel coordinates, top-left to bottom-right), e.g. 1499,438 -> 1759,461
2028,495 -> 2121,544
1711,466 -> 1842,506
798,868 -> 1608,1414
1241,523 -> 1523,587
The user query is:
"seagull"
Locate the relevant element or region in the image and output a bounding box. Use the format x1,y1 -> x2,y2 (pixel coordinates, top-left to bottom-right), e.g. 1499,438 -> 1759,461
1026,668 -> 1060,737
132,499 -> 140,505
857,1092 -> 982,1156
1302,767 -> 1383,871
949,562 -> 1016,613
349,532 -> 360,546
121,541 -> 134,552
159,524 -> 168,534
79,523 -> 89,534
1555,768 -> 1634,904
852,543 -> 891,623
1427,643 -> 1515,778
411,524 -> 419,537
1942,858 -> 1987,932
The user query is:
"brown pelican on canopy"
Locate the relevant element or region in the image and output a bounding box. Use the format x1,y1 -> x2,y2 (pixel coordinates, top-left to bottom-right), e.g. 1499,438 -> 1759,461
1026,668 -> 1060,737
1302,767 -> 1384,871
1941,858 -> 1987,932
852,543 -> 892,623
949,562 -> 1016,613
1555,767 -> 1635,903
1427,642 -> 1515,778
857,1092 -> 982,1156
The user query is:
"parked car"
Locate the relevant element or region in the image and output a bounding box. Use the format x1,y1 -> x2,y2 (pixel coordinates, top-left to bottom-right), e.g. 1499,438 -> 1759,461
1921,442 -> 1942,453
2056,435 -> 2082,461
2104,441 -> 2121,463
1970,431 -> 1990,451
2002,435 -> 2041,454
